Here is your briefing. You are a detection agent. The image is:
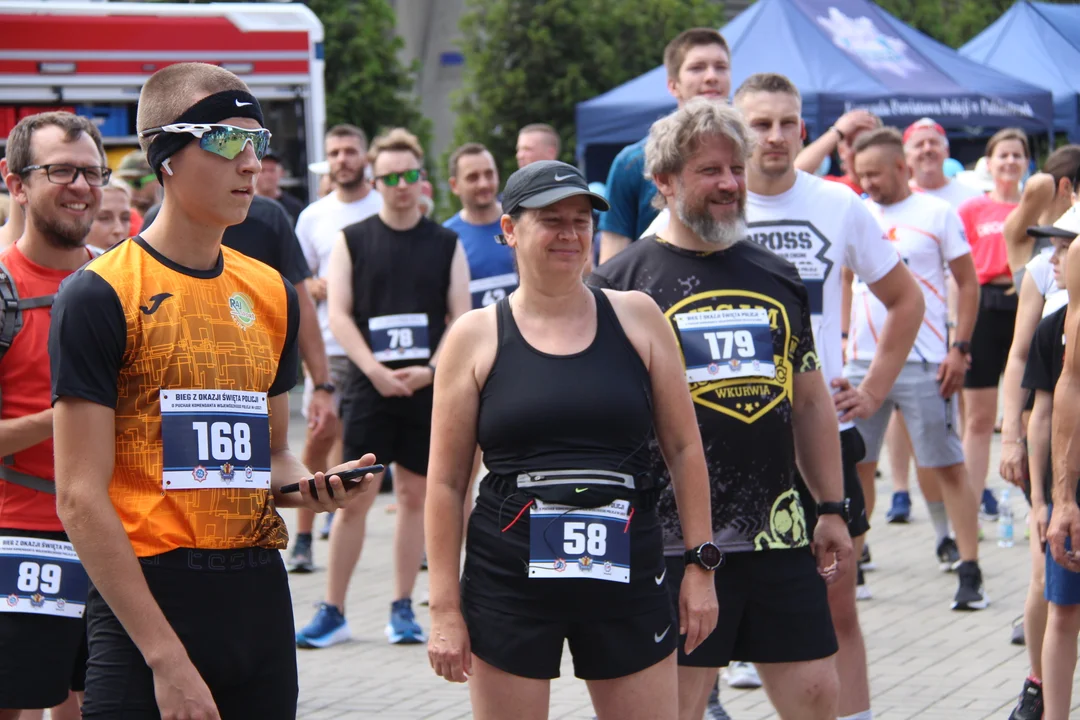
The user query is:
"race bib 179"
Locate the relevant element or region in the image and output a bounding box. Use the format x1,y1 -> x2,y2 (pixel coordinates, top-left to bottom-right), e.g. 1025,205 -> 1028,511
674,308 -> 776,384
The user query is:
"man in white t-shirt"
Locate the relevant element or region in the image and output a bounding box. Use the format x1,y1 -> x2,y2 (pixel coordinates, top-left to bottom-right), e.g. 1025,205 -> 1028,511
290,124 -> 383,572
732,73 -> 922,720
848,128 -> 987,614
905,118 -> 983,208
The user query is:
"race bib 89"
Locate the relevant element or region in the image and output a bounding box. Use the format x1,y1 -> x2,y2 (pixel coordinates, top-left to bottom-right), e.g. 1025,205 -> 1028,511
674,308 -> 775,384
0,537 -> 88,618
160,390 -> 271,490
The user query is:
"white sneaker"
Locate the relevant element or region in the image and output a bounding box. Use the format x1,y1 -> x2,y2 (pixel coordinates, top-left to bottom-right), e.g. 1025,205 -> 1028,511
723,661 -> 763,689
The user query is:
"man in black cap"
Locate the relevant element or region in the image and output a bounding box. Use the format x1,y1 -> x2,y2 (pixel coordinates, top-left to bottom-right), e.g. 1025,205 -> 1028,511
256,150 -> 306,226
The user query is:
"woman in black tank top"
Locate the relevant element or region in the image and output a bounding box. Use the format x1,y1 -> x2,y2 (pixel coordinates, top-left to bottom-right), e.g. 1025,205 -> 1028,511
423,162 -> 718,720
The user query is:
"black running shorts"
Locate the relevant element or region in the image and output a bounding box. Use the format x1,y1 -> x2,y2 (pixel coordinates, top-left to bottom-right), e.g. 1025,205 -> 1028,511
965,284 -> 1017,389
80,548 -> 298,719
665,548 -> 838,668
0,528 -> 87,709
799,427 -> 870,539
341,383 -> 433,476
461,478 -> 676,680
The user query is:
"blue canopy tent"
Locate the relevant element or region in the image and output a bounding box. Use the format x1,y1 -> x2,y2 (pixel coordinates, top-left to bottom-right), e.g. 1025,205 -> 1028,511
961,1 -> 1080,143
576,0 -> 1054,181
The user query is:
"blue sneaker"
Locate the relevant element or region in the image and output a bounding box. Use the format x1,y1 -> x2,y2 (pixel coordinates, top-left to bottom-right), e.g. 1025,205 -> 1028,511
386,598 -> 425,644
981,489 -> 999,520
885,491 -> 911,523
296,603 -> 350,649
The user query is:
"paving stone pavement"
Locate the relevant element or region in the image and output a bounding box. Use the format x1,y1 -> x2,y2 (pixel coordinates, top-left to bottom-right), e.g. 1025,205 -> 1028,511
283,397 -> 1080,719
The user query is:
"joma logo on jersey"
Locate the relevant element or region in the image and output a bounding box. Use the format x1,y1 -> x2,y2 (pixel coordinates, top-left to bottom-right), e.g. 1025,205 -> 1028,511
747,220 -> 833,315
666,290 -> 793,424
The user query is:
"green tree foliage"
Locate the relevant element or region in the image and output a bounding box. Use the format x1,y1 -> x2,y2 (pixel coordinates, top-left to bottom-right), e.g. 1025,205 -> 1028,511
876,0 -> 1074,49
307,0 -> 432,155
448,0 -> 726,199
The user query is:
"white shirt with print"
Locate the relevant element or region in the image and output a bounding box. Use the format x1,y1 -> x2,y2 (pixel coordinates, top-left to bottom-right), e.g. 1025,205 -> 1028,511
850,192 -> 970,365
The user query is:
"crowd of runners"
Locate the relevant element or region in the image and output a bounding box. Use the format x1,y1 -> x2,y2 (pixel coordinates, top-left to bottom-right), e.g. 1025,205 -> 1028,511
1,23 -> 1080,720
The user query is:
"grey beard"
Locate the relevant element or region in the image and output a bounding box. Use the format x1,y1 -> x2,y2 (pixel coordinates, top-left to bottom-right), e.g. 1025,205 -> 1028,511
675,196 -> 747,250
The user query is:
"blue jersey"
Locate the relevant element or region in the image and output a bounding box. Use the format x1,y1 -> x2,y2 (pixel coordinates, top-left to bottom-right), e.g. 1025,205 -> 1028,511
598,138 -> 659,241
443,212 -> 518,309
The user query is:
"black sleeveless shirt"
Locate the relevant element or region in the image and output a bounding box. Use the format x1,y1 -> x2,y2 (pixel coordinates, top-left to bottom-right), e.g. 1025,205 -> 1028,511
343,214 -> 458,372
477,287 -> 654,478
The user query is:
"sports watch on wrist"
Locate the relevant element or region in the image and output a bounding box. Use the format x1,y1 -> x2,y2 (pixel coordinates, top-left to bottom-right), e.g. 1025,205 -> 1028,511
951,341 -> 971,355
817,499 -> 850,522
313,383 -> 336,393
684,541 -> 724,571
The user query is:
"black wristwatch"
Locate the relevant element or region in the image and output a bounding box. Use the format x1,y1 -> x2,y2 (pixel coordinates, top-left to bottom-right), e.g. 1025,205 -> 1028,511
313,383 -> 336,393
817,499 -> 850,522
951,340 -> 972,355
684,542 -> 724,571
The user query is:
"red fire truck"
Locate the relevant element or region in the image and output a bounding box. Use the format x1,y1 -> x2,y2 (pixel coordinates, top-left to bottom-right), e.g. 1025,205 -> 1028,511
0,1 -> 326,201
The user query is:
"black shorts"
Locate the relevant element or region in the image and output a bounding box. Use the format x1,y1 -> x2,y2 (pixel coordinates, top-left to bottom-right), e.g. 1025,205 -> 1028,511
965,284 -> 1017,389
798,427 -> 870,539
81,548 -> 297,719
0,528 -> 88,709
665,548 -> 837,667
341,381 -> 432,476
460,478 -> 676,680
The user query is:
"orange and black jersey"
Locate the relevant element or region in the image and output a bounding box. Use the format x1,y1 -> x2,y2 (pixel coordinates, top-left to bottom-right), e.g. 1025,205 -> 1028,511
49,236 -> 300,557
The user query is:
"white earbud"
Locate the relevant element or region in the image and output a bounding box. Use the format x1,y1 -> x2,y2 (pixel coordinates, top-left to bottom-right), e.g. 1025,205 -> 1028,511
161,158 -> 174,177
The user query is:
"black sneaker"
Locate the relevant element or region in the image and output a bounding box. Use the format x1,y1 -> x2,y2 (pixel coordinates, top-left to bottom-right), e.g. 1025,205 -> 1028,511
1008,678 -> 1043,720
288,533 -> 314,573
951,561 -> 989,610
936,536 -> 961,572
1011,617 -> 1026,646
706,677 -> 732,720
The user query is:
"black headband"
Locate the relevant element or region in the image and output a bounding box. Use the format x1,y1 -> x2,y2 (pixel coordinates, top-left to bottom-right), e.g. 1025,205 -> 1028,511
144,90 -> 264,180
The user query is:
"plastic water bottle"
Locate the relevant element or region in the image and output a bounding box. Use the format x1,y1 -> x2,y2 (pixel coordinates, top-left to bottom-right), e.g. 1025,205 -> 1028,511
998,488 -> 1015,548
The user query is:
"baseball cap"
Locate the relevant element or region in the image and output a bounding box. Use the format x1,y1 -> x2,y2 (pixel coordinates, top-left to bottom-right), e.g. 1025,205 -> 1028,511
307,160 -> 329,176
1028,204 -> 1080,240
502,161 -> 609,215
903,118 -> 947,146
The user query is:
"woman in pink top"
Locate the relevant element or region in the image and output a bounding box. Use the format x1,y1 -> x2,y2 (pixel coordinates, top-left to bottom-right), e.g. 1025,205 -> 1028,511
958,127 -> 1028,519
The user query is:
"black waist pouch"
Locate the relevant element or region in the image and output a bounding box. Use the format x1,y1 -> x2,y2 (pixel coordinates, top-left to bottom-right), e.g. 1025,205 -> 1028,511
502,469 -> 659,511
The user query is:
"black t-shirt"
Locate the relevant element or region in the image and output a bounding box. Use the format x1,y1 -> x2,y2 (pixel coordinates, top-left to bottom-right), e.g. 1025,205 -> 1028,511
274,191 -> 306,227
589,237 -> 821,554
343,214 -> 458,391
141,195 -> 311,285
1021,305 -> 1074,503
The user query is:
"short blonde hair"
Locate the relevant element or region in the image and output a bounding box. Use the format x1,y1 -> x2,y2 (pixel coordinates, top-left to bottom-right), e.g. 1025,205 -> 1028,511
645,97 -> 754,209
102,177 -> 132,198
136,62 -> 250,153
367,128 -> 424,168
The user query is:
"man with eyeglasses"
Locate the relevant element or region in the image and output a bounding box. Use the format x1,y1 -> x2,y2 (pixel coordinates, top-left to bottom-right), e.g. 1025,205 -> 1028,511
295,127 -> 471,649
48,63 -> 375,719
0,110 -> 106,718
